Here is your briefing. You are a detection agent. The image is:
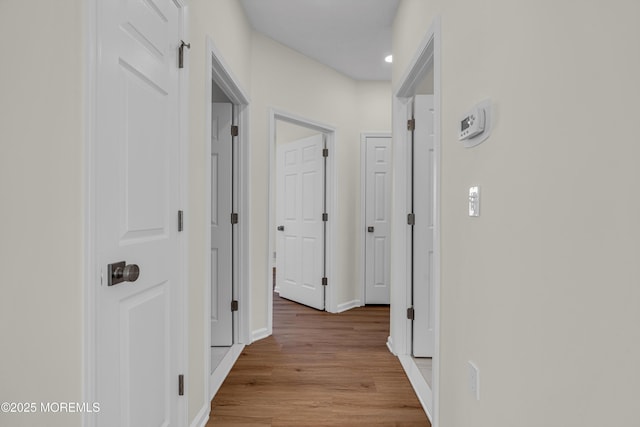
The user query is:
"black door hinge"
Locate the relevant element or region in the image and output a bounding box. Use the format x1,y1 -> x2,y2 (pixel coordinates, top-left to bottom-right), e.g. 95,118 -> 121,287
407,213 -> 415,225
407,307 -> 415,320
322,213 -> 328,222
231,213 -> 238,224
178,374 -> 184,396
231,125 -> 239,137
178,40 -> 190,69
322,148 -> 329,157
407,118 -> 415,131
322,277 -> 328,287
231,300 -> 239,312
178,210 -> 184,232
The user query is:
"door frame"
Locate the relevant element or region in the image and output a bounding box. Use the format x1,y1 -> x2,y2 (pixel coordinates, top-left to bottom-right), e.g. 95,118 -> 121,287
204,36 -> 251,401
359,132 -> 392,305
267,108 -> 337,337
83,1 -> 189,425
390,17 -> 441,425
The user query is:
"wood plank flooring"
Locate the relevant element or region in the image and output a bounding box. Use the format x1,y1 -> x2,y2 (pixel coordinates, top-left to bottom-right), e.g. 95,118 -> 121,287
208,294 -> 430,426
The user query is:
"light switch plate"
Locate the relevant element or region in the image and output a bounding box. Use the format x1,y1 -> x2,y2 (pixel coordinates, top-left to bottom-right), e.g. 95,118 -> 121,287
469,186 -> 480,217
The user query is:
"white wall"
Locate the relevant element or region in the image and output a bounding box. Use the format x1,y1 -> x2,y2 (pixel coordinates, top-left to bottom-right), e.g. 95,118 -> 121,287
394,1 -> 640,426
0,1 -> 84,426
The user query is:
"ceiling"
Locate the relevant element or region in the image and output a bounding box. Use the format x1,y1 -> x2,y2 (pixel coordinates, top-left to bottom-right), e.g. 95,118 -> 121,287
240,0 -> 400,81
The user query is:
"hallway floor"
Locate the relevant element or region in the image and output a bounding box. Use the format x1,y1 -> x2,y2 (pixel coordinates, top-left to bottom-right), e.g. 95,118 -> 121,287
208,293 -> 430,426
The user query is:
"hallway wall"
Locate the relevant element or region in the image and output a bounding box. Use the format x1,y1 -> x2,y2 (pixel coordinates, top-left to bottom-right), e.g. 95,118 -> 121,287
393,1 -> 640,426
0,1 -> 84,427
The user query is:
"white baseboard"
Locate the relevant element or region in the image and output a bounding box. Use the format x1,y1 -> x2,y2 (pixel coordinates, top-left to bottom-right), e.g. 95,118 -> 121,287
209,344 -> 244,399
398,354 -> 433,421
189,401 -> 210,427
336,299 -> 361,313
386,336 -> 396,355
251,327 -> 270,342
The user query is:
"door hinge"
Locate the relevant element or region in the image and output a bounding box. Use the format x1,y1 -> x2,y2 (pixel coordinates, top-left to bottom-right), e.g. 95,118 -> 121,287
322,148 -> 329,157
322,277 -> 328,287
407,213 -> 415,225
322,212 -> 328,222
178,40 -> 190,69
178,210 -> 184,232
407,118 -> 415,131
231,125 -> 239,137
178,374 -> 184,396
407,307 -> 415,320
231,300 -> 239,312
231,213 -> 238,224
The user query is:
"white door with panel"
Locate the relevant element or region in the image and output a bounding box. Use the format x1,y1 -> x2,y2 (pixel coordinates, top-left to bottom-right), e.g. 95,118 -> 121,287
364,136 -> 392,304
411,95 -> 436,357
276,134 -> 325,310
94,1 -> 182,426
210,102 -> 234,346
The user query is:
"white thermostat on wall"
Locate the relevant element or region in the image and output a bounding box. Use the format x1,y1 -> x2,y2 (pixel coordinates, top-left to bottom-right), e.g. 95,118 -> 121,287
458,99 -> 492,148
459,108 -> 485,140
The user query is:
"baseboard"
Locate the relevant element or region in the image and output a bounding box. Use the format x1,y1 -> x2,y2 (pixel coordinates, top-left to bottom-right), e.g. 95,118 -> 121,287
386,336 -> 396,355
251,327 -> 270,342
189,401 -> 210,427
209,344 -> 244,399
398,354 -> 433,421
336,299 -> 361,313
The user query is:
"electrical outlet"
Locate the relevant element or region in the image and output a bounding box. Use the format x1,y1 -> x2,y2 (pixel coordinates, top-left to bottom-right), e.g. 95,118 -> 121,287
468,361 -> 480,400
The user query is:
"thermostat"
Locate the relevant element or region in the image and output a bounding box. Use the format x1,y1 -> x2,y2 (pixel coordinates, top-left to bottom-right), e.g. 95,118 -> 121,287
459,108 -> 485,140
458,99 -> 492,148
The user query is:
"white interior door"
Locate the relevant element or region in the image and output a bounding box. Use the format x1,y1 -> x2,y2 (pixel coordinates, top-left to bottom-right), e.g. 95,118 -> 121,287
94,1 -> 181,426
210,102 -> 233,346
364,136 -> 392,304
412,95 -> 436,357
276,134 -> 325,310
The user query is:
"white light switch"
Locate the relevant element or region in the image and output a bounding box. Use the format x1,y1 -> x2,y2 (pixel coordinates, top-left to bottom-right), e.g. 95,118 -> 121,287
469,186 -> 480,217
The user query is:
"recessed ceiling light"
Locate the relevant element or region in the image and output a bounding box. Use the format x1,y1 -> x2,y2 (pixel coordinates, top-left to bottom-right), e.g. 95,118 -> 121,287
384,55 -> 393,63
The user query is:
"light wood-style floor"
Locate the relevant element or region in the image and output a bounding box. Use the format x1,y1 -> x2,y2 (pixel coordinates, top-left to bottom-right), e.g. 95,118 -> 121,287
208,293 -> 430,426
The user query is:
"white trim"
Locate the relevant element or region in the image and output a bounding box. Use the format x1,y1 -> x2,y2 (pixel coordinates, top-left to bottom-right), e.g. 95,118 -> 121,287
251,327 -> 270,342
336,299 -> 361,313
203,35 -> 251,411
267,108 -> 338,336
82,1 -> 98,426
359,132 -> 392,305
399,355 -> 433,419
386,336 -> 395,355
209,344 -> 245,398
177,5 -> 189,427
390,16 -> 441,427
188,403 -> 209,427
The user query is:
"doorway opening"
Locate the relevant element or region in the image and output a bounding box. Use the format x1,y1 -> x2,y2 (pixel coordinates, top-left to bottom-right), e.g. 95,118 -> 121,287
390,18 -> 441,425
205,36 -> 251,400
267,109 -> 337,336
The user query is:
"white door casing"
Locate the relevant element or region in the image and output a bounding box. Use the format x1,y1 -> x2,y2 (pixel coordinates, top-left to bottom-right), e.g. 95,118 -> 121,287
412,94 -> 436,357
94,1 -> 182,426
210,103 -> 233,346
364,135 -> 392,304
276,134 -> 325,310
